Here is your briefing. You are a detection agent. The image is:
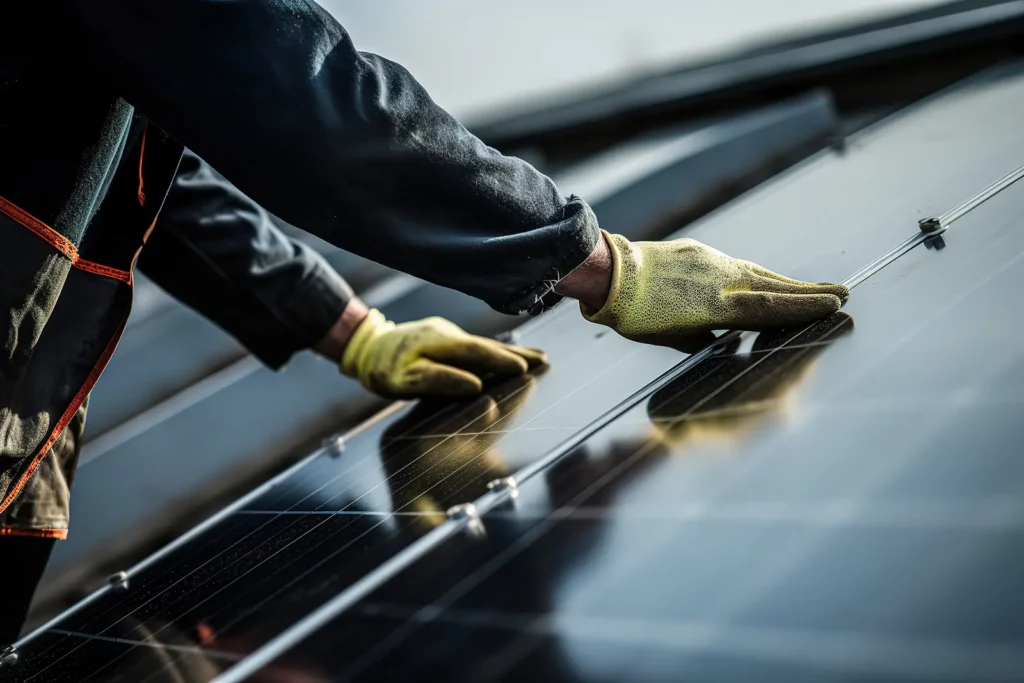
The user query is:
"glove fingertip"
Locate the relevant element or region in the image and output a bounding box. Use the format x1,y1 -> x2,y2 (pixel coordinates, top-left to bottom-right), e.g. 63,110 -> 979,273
427,376 -> 484,399
492,350 -> 529,375
799,293 -> 843,319
811,282 -> 849,300
510,346 -> 548,368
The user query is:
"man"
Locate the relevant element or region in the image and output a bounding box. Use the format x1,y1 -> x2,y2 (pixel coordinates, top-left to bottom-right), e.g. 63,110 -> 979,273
0,1 -> 847,643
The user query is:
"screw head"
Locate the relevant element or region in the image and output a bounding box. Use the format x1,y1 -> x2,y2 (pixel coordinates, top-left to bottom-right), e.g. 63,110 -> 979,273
107,570 -> 129,590
321,434 -> 346,456
918,217 -> 942,233
445,503 -> 478,520
0,645 -> 18,669
486,476 -> 519,500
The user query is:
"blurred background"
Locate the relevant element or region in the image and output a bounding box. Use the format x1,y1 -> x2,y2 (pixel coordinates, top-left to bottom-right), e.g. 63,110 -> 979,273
331,0 -> 942,123
29,0 -> 1023,639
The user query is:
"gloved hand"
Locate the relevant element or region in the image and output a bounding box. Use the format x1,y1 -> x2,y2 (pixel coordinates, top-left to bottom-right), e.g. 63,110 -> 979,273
341,309 -> 546,399
582,231 -> 848,349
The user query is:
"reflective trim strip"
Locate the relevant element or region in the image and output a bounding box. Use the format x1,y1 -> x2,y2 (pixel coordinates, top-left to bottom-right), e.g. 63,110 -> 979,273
0,527 -> 68,540
0,195 -> 78,259
0,195 -> 134,283
75,258 -> 133,284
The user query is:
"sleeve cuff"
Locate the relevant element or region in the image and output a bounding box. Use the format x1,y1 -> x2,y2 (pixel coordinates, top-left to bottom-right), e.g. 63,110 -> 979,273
493,196 -> 601,317
249,251 -> 354,369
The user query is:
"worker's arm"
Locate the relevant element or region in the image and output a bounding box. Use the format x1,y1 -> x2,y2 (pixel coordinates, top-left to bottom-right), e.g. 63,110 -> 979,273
74,0 -> 597,316
80,0 -> 845,374
138,149 -> 356,369
143,150 -> 547,398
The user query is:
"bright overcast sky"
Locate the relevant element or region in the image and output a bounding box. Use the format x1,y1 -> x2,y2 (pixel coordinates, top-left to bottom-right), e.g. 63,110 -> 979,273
321,0 -> 942,122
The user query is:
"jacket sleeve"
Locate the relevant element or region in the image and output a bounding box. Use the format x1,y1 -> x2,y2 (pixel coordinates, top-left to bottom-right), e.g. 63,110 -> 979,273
137,149 -> 352,369
72,0 -> 599,316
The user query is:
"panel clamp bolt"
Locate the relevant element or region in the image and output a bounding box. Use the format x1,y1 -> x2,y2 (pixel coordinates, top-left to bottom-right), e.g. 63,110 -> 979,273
0,645 -> 18,669
918,217 -> 942,234
446,503 -> 486,538
486,476 -> 519,500
322,434 -> 346,456
107,570 -> 130,591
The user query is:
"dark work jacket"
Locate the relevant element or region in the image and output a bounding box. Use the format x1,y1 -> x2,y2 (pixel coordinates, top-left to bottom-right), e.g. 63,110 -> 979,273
140,149 -> 356,369
0,2 -> 599,538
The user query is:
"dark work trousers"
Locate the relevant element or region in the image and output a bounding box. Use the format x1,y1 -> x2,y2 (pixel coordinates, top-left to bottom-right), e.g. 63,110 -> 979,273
0,537 -> 56,644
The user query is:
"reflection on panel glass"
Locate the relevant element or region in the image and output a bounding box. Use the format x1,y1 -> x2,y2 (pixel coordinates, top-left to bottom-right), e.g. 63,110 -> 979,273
258,313 -> 862,682
380,374 -> 539,534
648,312 -> 855,446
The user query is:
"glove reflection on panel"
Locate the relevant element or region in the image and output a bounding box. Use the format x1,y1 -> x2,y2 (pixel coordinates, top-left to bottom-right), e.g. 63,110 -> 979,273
379,374 -> 539,534
582,231 -> 849,351
646,311 -> 854,446
341,309 -> 546,399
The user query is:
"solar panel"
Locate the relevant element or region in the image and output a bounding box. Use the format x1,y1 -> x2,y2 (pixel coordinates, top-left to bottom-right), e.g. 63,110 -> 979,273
252,169 -> 1024,683
220,59 -> 1024,682
6,57 -> 1024,683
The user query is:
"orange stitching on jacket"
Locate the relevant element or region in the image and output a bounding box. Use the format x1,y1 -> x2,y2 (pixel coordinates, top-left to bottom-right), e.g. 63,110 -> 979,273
0,195 -> 78,260
75,258 -> 132,284
137,121 -> 148,206
0,195 -> 135,283
0,527 -> 68,540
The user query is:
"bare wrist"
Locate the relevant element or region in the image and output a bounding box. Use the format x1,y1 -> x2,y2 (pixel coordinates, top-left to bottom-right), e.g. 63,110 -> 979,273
554,231 -> 613,310
314,297 -> 370,362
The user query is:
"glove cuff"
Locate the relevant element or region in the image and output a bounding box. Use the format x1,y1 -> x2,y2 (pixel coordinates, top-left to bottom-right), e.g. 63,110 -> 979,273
340,308 -> 394,379
579,230 -> 633,327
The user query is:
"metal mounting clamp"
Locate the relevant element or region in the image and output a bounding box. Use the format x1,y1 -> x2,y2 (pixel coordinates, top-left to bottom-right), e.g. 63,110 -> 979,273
486,476 -> 519,500
445,503 -> 478,520
107,570 -> 129,591
321,434 -> 346,456
446,503 -> 486,538
0,645 -> 18,669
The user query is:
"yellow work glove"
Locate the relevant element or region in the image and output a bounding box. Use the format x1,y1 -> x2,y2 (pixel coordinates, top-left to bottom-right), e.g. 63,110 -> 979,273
582,231 -> 848,348
341,309 -> 546,399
